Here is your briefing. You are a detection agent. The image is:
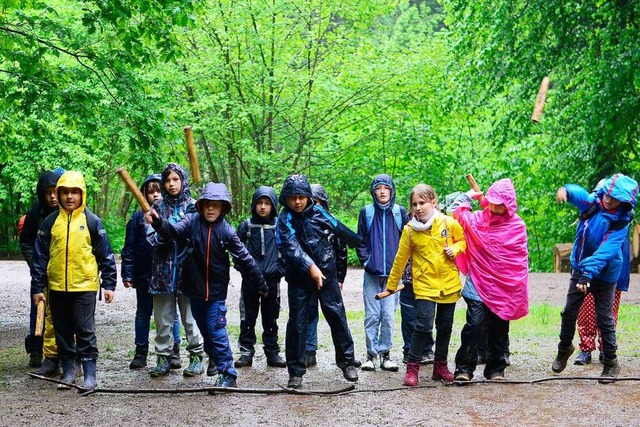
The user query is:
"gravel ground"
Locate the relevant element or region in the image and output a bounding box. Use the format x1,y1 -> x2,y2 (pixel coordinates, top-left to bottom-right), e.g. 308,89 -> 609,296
1,261 -> 640,426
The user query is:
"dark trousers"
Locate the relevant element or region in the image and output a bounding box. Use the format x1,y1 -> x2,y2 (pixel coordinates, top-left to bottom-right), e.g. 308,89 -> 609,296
455,298 -> 509,378
477,321 -> 510,360
286,278 -> 355,377
48,290 -> 97,361
408,299 -> 455,363
400,282 -> 434,357
238,278 -> 281,357
559,270 -> 618,359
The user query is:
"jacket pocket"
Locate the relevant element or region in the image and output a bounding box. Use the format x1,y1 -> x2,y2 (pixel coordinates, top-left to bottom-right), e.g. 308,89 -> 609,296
215,305 -> 228,330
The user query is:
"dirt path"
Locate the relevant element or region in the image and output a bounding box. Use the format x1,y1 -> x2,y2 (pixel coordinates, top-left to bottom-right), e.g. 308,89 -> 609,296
1,261 -> 640,426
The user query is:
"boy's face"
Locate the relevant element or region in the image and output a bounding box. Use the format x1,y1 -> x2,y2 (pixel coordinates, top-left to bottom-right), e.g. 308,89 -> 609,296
201,200 -> 223,223
602,194 -> 621,211
43,185 -> 58,208
145,187 -> 162,205
164,171 -> 182,197
255,196 -> 273,218
488,202 -> 507,215
374,184 -> 392,204
287,195 -> 308,213
59,187 -> 82,212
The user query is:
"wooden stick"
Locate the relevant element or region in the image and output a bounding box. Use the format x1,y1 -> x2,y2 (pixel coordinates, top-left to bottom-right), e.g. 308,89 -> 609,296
117,167 -> 150,212
184,126 -> 201,184
375,284 -> 404,300
531,76 -> 550,123
465,174 -> 484,202
34,301 -> 45,337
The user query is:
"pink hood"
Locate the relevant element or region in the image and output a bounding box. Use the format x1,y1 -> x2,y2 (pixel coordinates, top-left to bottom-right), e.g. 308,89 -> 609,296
453,179 -> 529,320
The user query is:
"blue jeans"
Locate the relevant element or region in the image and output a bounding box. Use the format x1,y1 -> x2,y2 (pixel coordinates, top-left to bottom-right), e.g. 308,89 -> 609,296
305,294 -> 319,352
135,285 -> 180,351
190,298 -> 237,378
363,272 -> 397,356
408,299 -> 455,363
399,281 -> 433,357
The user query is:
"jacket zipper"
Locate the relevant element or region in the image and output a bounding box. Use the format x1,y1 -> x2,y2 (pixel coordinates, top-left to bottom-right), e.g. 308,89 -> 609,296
65,212 -> 71,291
382,209 -> 387,276
205,223 -> 212,301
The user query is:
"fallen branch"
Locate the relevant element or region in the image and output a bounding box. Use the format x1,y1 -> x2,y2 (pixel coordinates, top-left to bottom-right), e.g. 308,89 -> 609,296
447,376 -> 639,386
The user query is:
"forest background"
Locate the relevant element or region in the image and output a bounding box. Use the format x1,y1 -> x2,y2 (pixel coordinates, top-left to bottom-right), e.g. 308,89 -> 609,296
1,0 -> 638,272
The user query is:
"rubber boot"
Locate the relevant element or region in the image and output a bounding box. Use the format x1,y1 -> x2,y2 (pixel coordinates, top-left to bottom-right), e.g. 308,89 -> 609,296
58,358 -> 76,390
403,362 -> 420,386
432,360 -> 454,382
81,359 -> 97,391
32,357 -> 60,377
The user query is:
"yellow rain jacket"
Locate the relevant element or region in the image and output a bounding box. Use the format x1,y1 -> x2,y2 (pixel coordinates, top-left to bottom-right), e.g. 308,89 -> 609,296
387,212 -> 466,303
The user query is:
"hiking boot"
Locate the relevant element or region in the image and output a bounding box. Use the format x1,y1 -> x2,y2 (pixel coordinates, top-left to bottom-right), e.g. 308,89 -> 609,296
599,357 -> 620,384
206,359 -> 218,377
29,352 -> 43,368
81,359 -> 97,391
454,372 -> 471,382
183,354 -> 204,377
287,375 -> 303,389
129,351 -> 148,369
380,352 -> 399,372
234,354 -> 253,368
421,350 -> 435,365
342,365 -> 358,382
574,351 -> 592,366
57,358 -> 76,390
486,371 -> 506,381
306,350 -> 317,367
170,342 -> 181,369
32,357 -> 60,377
267,354 -> 287,368
551,344 -> 575,373
149,355 -> 171,378
432,360 -> 454,382
403,362 -> 420,386
214,373 -> 237,388
361,354 -> 377,371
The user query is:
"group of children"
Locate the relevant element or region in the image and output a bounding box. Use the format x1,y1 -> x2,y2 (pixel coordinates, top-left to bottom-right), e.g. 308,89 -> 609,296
22,163 -> 638,390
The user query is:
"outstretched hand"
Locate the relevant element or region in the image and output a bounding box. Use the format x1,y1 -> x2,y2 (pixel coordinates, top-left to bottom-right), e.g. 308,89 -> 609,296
309,264 -> 326,290
556,187 -> 568,204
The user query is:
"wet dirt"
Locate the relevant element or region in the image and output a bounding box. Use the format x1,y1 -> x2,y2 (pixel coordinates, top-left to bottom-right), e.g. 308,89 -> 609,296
1,261 -> 640,426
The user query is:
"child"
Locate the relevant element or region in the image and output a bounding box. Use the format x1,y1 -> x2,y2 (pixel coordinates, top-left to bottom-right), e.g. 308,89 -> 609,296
552,173 -> 638,383
148,182 -> 268,387
234,186 -> 286,368
384,184 -> 465,386
304,184 -> 349,367
356,174 -> 409,372
21,168 -> 64,372
448,178 -> 529,382
31,171 -> 117,390
146,163 -> 205,378
121,174 -> 182,370
276,174 -> 361,389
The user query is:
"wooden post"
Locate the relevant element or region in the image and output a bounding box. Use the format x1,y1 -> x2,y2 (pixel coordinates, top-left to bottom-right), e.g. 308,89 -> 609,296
184,126 -> 201,184
532,76 -> 550,123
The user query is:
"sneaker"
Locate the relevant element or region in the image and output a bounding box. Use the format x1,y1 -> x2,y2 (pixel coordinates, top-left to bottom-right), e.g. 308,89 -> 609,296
306,351 -> 317,368
361,354 -> 377,371
342,365 -> 359,382
170,343 -> 181,369
574,351 -> 592,366
149,355 -> 171,378
551,344 -> 575,373
454,372 -> 471,382
29,353 -> 43,368
206,359 -> 218,377
32,357 -> 60,377
214,373 -> 237,388
421,350 -> 435,365
129,352 -> 148,369
234,354 -> 253,368
599,357 -> 620,384
380,353 -> 399,372
266,354 -> 287,368
287,375 -> 303,389
183,354 -> 204,377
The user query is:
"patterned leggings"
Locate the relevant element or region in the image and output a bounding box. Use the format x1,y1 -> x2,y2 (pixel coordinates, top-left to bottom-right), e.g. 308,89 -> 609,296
577,290 -> 622,352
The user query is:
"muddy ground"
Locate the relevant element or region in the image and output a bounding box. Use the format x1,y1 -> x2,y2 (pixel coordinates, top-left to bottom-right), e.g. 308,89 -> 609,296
1,260 -> 640,426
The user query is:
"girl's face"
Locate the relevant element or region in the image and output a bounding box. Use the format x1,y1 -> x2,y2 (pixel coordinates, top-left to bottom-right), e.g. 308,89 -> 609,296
164,171 -> 182,197
412,194 -> 435,222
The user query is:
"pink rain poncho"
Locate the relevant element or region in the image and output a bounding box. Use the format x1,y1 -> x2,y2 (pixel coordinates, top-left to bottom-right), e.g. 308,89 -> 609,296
453,178 -> 529,321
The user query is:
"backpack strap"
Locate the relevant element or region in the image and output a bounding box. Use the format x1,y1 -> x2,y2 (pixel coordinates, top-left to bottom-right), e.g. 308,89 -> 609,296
84,208 -> 101,254
365,203 -> 403,232
392,204 -> 403,231
365,204 -> 375,231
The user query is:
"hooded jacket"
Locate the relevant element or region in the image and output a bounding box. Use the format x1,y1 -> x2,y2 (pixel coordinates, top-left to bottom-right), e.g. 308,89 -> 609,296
276,175 -> 361,287
153,182 -> 266,301
20,169 -> 65,269
31,171 -> 117,294
450,178 -> 529,320
565,173 -> 638,283
356,174 -> 410,277
121,174 -> 161,287
311,183 -> 348,283
147,163 -> 197,294
236,186 -> 284,280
